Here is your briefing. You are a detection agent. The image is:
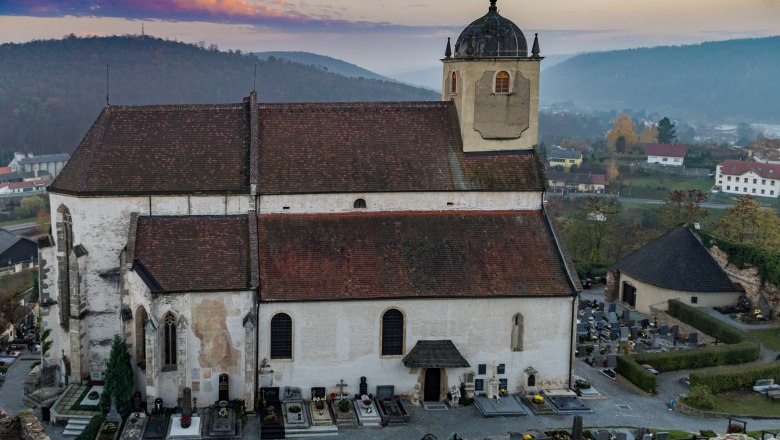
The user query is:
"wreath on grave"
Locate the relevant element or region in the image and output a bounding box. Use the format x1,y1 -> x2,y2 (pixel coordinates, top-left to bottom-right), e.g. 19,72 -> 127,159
337,399 -> 351,413
288,405 -> 301,414
88,391 -> 100,400
218,407 -> 229,418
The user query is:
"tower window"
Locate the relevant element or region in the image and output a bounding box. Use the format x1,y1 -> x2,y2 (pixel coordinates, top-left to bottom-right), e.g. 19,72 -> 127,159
353,198 -> 367,209
495,71 -> 510,94
450,72 -> 457,94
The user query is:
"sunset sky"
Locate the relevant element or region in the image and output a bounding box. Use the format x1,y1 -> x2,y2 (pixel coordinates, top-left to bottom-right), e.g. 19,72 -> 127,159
1,0 -> 778,73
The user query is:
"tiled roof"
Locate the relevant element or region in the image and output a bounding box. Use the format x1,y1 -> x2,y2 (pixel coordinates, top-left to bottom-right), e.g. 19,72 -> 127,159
49,104 -> 250,195
547,172 -> 606,186
548,149 -> 582,160
718,160 -> 780,180
402,340 -> 470,368
133,216 -> 252,293
19,153 -> 70,165
609,226 -> 737,293
645,143 -> 688,158
255,101 -> 545,194
258,210 -> 577,301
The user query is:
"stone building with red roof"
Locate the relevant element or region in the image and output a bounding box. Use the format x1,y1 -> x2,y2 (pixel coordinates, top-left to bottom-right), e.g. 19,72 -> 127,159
38,1 -> 580,410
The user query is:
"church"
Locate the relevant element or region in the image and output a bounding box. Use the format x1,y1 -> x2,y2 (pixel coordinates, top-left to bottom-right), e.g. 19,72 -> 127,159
39,0 -> 581,409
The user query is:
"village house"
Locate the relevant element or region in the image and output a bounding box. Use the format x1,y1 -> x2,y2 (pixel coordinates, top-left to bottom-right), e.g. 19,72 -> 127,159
715,160 -> 780,198
547,147 -> 583,169
645,143 -> 687,167
547,172 -> 606,193
8,153 -> 69,178
39,0 -> 580,410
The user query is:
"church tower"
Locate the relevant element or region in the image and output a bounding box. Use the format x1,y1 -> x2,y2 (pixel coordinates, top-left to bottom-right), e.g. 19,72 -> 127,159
442,0 -> 542,152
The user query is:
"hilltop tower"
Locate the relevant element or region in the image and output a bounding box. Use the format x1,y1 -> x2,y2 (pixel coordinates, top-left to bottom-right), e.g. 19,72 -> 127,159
442,0 -> 542,152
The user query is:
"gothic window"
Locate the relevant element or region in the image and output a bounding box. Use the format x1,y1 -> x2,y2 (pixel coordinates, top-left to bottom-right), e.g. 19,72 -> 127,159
270,313 -> 293,359
495,71 -> 510,94
511,313 -> 524,351
381,309 -> 404,356
450,72 -> 457,94
163,312 -> 177,368
135,306 -> 149,369
353,198 -> 367,209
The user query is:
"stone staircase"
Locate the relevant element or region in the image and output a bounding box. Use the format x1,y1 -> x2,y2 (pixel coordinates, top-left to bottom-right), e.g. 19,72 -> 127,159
62,416 -> 92,437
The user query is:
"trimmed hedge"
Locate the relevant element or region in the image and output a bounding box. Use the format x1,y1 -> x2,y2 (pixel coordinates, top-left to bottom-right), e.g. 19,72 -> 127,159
690,361 -> 780,394
616,356 -> 656,393
667,299 -> 752,344
75,414 -> 106,440
634,341 -> 759,372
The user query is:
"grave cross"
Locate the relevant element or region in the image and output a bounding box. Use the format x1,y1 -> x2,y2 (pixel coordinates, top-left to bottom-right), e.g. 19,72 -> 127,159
490,360 -> 498,379
336,379 -> 349,395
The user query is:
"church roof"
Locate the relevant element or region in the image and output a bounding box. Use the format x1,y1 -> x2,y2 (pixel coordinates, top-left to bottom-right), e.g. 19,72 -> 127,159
454,0 -> 528,59
49,104 -> 250,196
258,210 -> 578,301
608,226 -> 738,293
49,100 -> 546,196
131,215 -> 254,293
403,340 -> 470,368
257,102 -> 545,194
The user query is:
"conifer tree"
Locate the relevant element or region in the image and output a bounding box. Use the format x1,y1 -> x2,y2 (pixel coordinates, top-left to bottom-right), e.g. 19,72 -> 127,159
657,117 -> 677,144
101,335 -> 134,416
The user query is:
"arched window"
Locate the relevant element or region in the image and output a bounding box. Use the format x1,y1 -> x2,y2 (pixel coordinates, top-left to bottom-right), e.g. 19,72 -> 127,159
135,306 -> 149,368
353,198 -> 367,209
511,313 -> 523,351
381,309 -> 404,356
450,72 -> 457,94
163,312 -> 177,368
495,71 -> 510,94
270,313 -> 293,359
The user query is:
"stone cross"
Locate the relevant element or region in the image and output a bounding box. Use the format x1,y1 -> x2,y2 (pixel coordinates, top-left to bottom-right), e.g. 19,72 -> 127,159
490,360 -> 499,379
336,379 -> 349,396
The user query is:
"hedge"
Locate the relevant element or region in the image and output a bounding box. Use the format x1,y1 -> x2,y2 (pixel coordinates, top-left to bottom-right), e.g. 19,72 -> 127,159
634,341 -> 760,372
690,361 -> 780,394
75,414 -> 106,440
616,356 -> 656,393
696,227 -> 780,287
667,299 -> 752,344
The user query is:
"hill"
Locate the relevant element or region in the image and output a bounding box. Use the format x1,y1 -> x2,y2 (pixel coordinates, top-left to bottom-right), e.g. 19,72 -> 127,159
0,35 -> 438,159
255,51 -> 390,81
541,37 -> 780,124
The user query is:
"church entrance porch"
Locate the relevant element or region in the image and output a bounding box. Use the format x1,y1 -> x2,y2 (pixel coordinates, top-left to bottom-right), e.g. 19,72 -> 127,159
423,368 -> 441,401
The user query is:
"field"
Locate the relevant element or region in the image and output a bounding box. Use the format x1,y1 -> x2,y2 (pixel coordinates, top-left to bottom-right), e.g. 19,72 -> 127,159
705,390 -> 780,417
619,176 -> 713,200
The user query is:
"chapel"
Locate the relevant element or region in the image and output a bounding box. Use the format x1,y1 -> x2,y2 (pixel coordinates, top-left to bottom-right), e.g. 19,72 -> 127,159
39,0 -> 581,409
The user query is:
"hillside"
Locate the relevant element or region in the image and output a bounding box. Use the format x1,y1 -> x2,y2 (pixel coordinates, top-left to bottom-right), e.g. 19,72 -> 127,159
255,51 -> 390,81
541,37 -> 780,124
0,36 -> 438,158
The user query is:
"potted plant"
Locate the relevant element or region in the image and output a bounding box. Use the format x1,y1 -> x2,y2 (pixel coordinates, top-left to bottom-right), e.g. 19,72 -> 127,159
360,395 -> 372,407
337,399 -> 351,413
180,415 -> 192,429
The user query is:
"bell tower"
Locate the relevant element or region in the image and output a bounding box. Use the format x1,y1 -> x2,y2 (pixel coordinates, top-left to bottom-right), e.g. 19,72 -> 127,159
442,0 -> 542,152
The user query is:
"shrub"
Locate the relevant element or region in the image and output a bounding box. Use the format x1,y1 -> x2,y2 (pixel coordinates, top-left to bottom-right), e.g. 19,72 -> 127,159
685,385 -> 715,409
75,415 -> 106,440
690,360 -> 780,394
634,341 -> 760,372
616,356 -> 656,393
667,299 -> 752,344
700,430 -> 717,438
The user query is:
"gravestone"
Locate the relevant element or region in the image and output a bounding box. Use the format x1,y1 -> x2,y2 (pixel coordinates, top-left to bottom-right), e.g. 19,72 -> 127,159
656,433 -> 670,440
153,398 -> 163,415
603,344 -> 612,354
218,373 -> 229,402
617,433 -> 627,440
359,376 -> 368,397
597,302 -> 605,311
640,319 -> 650,329
659,325 -> 668,336
608,313 -> 619,325
620,327 -> 629,339
597,430 -> 611,440
594,311 -> 603,322
181,387 -> 193,417
584,308 -> 593,318
577,345 -> 587,357
688,332 -> 698,344
284,386 -> 303,402
672,325 -> 680,339
630,327 -> 639,340
608,303 -> 617,313
607,355 -> 617,369
622,309 -> 631,323
610,329 -> 619,341
311,387 -> 326,401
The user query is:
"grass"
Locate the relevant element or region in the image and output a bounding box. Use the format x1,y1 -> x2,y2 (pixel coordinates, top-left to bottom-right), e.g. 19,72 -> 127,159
650,429 -> 695,440
690,390 -> 780,418
620,176 -> 714,200
748,328 -> 780,352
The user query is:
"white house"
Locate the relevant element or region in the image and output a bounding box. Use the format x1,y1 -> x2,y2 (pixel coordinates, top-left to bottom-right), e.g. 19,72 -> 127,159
9,153 -> 70,178
645,143 -> 687,167
716,160 -> 780,198
40,0 -> 580,410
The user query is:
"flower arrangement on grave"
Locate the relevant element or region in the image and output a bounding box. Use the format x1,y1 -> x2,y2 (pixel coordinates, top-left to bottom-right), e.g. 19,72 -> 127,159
329,392 -> 337,400
361,394 -> 372,406
575,379 -> 591,390
532,395 -> 544,404
180,415 -> 191,429
313,396 -> 325,410
218,407 -> 229,418
337,399 -> 351,413
523,435 -> 533,440
264,408 -> 279,423
499,388 -> 508,397
288,405 -> 301,414
88,391 -> 100,400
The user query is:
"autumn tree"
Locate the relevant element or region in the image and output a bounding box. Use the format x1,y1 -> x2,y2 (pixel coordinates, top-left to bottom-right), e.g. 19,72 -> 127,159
563,197 -> 620,264
606,115 -> 638,152
639,125 -> 659,144
36,209 -> 50,235
715,196 -> 780,249
657,117 -> 677,144
605,157 -> 619,184
659,189 -> 709,230
15,196 -> 45,219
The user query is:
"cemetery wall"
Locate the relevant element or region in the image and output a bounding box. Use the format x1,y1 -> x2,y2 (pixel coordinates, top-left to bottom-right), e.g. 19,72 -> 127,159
124,269 -> 255,408
617,274 -> 741,315
46,192 -> 253,382
257,296 -> 574,398
258,191 -> 542,214
709,245 -> 780,311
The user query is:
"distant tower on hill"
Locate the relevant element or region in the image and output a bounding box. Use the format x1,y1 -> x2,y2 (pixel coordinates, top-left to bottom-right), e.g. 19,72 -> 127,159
442,0 -> 543,152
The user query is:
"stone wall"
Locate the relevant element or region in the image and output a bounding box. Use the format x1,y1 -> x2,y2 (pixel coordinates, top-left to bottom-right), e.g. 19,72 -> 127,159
0,411 -> 51,440
709,245 -> 780,311
605,271 -> 619,302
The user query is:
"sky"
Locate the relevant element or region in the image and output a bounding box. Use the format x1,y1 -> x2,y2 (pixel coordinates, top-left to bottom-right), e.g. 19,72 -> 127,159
0,0 -> 778,74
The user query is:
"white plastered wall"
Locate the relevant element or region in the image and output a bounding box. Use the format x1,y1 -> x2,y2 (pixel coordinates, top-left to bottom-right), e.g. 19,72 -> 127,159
617,273 -> 742,315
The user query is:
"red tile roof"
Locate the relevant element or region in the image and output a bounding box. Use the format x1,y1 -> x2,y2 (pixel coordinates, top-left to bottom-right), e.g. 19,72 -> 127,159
0,167 -> 12,174
133,215 -> 252,293
258,210 -> 577,301
644,143 -> 688,158
49,104 -> 250,195
718,160 -> 780,180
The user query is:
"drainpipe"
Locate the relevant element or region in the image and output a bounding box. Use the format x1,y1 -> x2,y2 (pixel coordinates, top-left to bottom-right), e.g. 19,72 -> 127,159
569,293 -> 576,390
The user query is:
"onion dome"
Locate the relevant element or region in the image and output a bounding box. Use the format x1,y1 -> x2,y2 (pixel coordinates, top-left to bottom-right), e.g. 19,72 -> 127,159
454,0 -> 528,58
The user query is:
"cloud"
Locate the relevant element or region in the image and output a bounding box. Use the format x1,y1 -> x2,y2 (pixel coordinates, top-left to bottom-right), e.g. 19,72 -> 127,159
0,0 -> 458,35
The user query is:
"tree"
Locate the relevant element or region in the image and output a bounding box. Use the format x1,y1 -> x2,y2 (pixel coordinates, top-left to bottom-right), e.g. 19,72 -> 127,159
36,209 -> 50,235
606,115 -> 637,152
15,196 -> 45,219
715,196 -> 780,248
101,335 -> 134,417
657,117 -> 677,144
605,157 -> 619,184
659,189 -> 709,230
563,197 -> 620,265
639,126 -> 659,144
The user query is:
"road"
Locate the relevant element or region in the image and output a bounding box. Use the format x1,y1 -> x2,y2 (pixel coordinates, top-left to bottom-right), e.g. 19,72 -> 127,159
3,221 -> 37,232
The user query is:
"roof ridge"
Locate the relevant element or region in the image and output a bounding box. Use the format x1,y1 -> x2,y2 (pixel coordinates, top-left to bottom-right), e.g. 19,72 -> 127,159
108,103 -> 243,111
257,101 -> 449,110
259,209 -> 540,220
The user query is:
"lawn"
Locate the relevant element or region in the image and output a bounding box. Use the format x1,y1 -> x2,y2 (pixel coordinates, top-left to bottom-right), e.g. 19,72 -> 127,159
693,390 -> 780,417
619,176 -> 713,200
748,328 -> 780,352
